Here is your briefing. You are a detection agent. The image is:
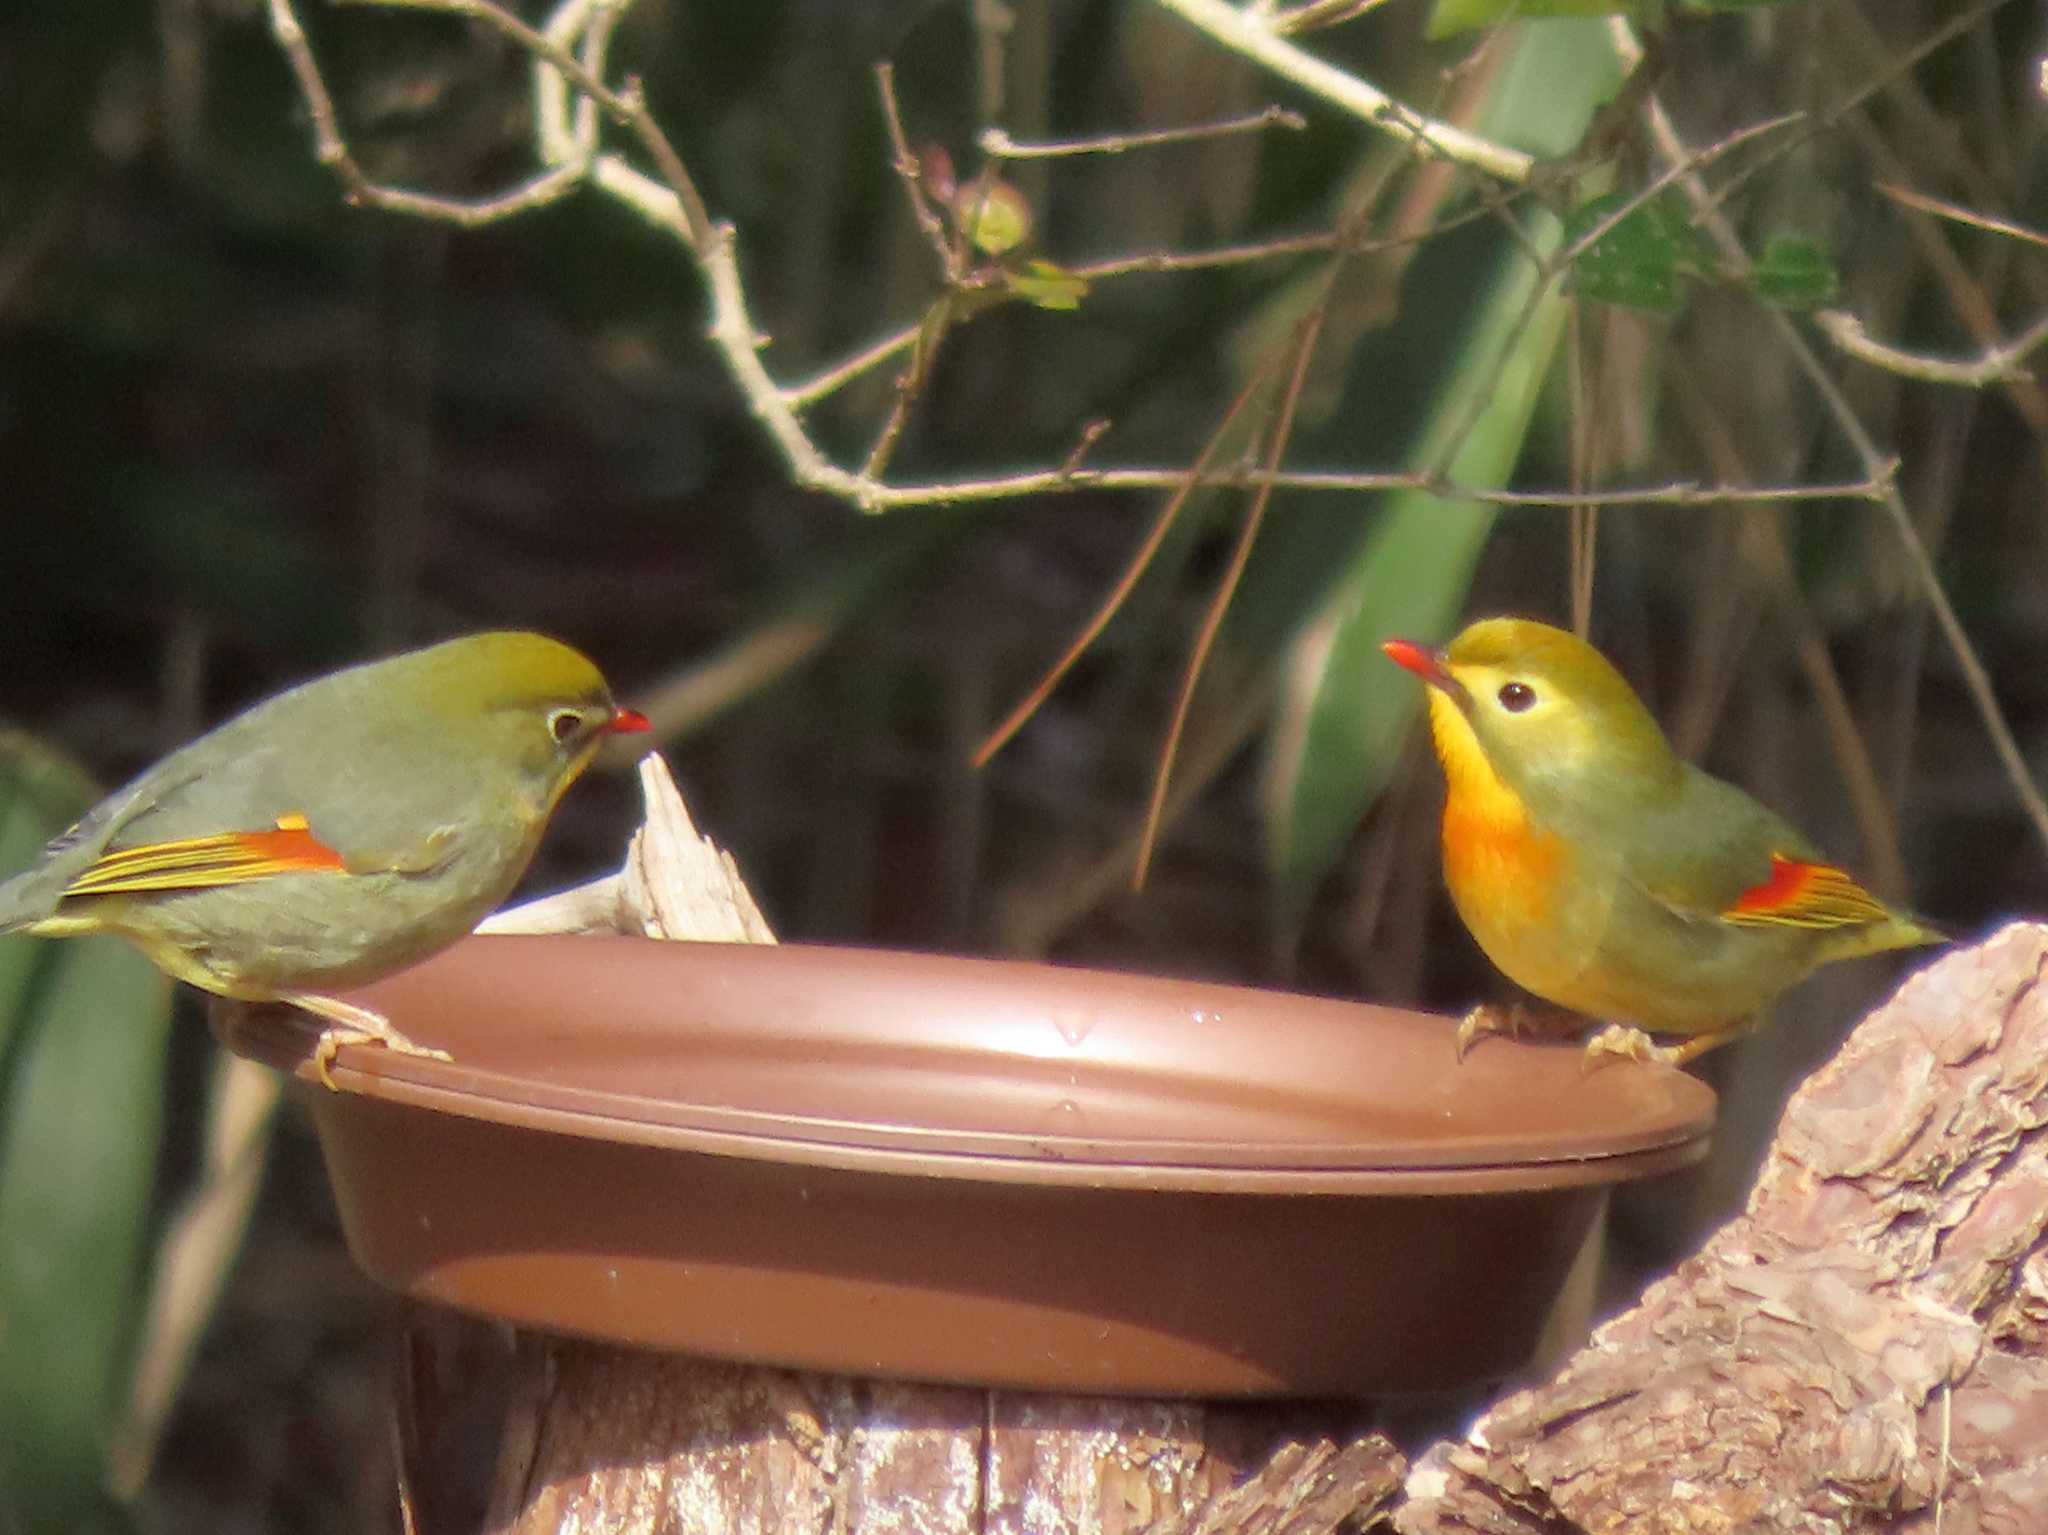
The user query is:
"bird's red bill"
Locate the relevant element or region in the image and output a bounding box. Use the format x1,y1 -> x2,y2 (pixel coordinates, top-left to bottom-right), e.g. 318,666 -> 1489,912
608,707 -> 652,734
1723,853 -> 1893,930
62,814 -> 349,897
1381,638 -> 1453,689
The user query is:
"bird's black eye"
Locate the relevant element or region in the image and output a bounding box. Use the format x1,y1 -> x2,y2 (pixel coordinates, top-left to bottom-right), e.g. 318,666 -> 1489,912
1497,682 -> 1537,713
548,708 -> 585,744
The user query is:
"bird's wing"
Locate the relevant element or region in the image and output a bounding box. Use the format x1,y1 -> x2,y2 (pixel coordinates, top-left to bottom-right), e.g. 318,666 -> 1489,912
59,812 -> 350,896
49,699 -> 461,902
1716,852 -> 1896,930
1625,766 -> 1892,931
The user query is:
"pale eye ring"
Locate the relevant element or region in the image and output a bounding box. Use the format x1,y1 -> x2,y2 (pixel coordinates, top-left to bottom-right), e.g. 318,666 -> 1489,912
547,708 -> 585,744
1497,681 -> 1537,713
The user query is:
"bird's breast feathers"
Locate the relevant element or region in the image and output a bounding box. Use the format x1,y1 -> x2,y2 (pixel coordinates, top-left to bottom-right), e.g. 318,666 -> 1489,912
1426,691 -> 1568,930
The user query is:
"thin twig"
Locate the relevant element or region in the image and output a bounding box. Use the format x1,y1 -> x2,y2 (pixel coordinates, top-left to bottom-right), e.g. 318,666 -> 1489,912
1063,230 -> 1338,279
970,356 -> 1289,768
874,61 -> 958,277
1566,303 -> 1596,638
843,465 -> 1899,509
861,299 -> 955,481
978,105 -> 1305,160
1875,181 -> 2048,251
1134,299 -> 1329,887
783,323 -> 923,408
1059,418 -> 1113,474
1046,190 -> 1531,286
1815,306 -> 2048,385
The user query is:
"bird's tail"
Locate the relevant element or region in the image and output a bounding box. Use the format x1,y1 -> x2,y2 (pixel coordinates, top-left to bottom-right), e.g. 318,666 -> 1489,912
1826,909 -> 1946,964
0,865 -> 62,935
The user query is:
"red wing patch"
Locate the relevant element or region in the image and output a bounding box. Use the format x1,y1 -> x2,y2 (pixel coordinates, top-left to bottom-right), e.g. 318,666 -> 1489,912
1722,852 -> 1893,930
63,814 -> 348,897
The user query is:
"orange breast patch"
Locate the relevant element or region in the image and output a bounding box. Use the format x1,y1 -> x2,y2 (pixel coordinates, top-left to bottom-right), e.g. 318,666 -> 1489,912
1441,800 -> 1563,931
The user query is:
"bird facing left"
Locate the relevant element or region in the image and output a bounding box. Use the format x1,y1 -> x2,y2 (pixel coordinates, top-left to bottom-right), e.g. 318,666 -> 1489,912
0,631 -> 651,1085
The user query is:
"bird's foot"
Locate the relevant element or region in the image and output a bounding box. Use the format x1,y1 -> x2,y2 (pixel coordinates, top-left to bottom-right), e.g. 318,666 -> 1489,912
282,991 -> 454,1090
1455,1002 -> 1523,1062
1580,1019 -> 1752,1073
1579,1023 -> 1682,1072
1454,1000 -> 1580,1062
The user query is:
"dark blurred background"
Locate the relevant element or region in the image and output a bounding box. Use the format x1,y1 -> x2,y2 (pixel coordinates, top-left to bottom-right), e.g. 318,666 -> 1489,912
2,0 -> 2044,1528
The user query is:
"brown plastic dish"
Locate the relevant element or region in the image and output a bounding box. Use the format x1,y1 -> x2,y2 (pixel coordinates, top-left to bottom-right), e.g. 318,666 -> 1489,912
218,935 -> 1715,1397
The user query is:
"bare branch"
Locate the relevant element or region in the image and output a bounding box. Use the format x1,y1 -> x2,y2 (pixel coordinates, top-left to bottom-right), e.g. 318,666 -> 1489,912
1147,0 -> 1535,183
1875,182 -> 2048,251
1816,306 -> 2048,386
782,323 -> 923,409
263,0 -> 1904,536
1063,230 -> 1338,279
978,105 -> 1305,160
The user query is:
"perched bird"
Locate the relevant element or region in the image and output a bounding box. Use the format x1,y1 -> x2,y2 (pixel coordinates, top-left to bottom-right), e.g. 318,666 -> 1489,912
0,632 -> 649,1084
1381,617 -> 1940,1067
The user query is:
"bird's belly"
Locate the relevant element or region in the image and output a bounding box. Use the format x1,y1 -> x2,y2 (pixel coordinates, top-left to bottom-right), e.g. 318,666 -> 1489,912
1442,810 -> 1602,1007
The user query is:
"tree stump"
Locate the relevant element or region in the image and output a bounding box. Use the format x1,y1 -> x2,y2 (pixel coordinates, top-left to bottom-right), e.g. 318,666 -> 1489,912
471,1356 -> 1402,1535
392,757 -> 1405,1535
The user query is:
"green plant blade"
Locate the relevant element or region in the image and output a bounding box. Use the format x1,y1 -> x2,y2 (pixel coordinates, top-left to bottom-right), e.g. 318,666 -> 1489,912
0,737 -> 173,1534
1264,20 -> 1618,913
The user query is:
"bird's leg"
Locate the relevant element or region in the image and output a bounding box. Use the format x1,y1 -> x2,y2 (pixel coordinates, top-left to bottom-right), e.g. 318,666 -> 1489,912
1581,1018 -> 1754,1072
1663,1018 -> 1757,1067
281,991 -> 454,1090
1454,999 -> 1580,1061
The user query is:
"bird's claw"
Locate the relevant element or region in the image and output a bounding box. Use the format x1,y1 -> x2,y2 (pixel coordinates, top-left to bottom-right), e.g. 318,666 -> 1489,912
309,1027 -> 455,1090
1455,1000 -> 1583,1062
1579,1024 -> 1680,1073
1454,1002 -> 1522,1062
285,990 -> 454,1090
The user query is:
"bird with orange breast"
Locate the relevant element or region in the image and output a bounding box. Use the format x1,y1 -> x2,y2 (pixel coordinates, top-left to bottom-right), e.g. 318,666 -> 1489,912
1382,617 -> 1941,1067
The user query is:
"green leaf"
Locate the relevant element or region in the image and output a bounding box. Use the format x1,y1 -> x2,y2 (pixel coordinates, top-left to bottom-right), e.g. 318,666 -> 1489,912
1006,259 -> 1090,312
1745,233 -> 1838,309
1564,189 -> 1709,314
0,736 -> 174,1534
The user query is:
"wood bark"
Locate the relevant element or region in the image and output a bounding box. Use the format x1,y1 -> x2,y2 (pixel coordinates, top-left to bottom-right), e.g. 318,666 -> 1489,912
1396,921 -> 2048,1535
478,1354 -> 1400,1535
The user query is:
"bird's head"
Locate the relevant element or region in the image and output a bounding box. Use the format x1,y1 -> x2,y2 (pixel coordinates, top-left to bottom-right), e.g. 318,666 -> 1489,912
406,632 -> 651,808
1381,617 -> 1676,810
